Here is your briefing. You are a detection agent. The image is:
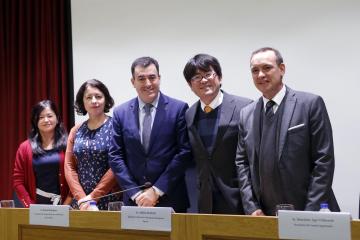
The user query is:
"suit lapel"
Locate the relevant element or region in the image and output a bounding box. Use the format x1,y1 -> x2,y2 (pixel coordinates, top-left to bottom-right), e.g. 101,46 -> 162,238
278,87 -> 296,160
148,93 -> 167,151
130,98 -> 142,144
212,92 -> 235,152
187,101 -> 207,152
253,99 -> 263,156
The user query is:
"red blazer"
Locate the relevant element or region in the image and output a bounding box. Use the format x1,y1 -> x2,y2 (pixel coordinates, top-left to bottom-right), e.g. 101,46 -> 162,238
13,140 -> 69,207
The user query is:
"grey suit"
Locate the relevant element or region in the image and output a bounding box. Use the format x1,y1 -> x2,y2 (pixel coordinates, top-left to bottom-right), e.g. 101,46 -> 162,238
186,91 -> 252,214
236,86 -> 340,215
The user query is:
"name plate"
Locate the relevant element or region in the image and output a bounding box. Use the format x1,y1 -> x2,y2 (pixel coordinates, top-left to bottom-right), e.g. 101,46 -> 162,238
278,210 -> 351,240
29,204 -> 69,227
121,206 -> 173,231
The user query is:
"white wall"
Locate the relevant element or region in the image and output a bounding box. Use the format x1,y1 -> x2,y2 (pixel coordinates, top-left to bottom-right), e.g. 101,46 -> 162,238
71,0 -> 360,217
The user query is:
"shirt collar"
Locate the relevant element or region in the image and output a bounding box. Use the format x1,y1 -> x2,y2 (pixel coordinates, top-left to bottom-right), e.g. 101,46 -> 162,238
200,90 -> 223,112
262,84 -> 286,110
138,93 -> 160,110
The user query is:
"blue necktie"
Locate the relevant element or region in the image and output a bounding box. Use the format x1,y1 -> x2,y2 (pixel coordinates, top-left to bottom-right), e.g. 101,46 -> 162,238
142,103 -> 152,152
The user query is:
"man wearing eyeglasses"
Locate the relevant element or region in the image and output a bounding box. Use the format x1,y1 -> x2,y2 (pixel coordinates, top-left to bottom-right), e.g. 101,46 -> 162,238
235,47 -> 340,216
183,54 -> 252,214
109,56 -> 192,212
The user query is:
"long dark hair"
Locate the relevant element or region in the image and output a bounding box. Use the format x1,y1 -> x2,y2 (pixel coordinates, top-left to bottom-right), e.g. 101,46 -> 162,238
29,100 -> 67,156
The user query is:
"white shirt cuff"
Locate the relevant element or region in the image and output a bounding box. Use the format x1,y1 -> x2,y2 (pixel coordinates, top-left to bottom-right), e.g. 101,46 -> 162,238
131,191 -> 143,201
152,186 -> 164,197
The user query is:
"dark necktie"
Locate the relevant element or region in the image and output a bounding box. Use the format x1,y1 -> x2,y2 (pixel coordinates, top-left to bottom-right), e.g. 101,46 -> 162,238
142,103 -> 152,152
265,100 -> 275,117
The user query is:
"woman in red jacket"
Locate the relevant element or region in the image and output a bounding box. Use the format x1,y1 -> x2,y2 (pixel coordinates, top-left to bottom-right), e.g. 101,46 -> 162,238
13,100 -> 71,207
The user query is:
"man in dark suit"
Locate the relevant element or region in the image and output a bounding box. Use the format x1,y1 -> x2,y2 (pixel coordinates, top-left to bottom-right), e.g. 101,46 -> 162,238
236,47 -> 340,216
109,57 -> 192,212
183,54 -> 252,214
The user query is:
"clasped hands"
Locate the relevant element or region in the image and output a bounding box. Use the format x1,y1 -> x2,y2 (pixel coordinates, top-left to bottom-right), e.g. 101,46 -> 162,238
77,195 -> 93,210
135,187 -> 159,207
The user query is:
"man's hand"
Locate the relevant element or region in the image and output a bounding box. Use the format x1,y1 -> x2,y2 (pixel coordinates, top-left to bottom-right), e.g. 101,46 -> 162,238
135,187 -> 159,207
251,209 -> 265,216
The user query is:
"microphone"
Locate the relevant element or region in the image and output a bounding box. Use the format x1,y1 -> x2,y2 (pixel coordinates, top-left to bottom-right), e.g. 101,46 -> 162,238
78,182 -> 152,206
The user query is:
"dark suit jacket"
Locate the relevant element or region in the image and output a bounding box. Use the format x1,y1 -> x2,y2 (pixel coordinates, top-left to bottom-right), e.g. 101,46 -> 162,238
236,86 -> 340,215
186,91 -> 252,213
108,92 -> 192,212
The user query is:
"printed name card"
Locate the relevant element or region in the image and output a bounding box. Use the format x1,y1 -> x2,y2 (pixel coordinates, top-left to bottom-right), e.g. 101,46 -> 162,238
29,204 -> 69,227
121,206 -> 173,231
278,210 -> 351,240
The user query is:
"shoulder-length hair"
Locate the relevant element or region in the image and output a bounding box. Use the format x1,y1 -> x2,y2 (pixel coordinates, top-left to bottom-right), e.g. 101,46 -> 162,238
74,79 -> 114,115
29,100 -> 67,156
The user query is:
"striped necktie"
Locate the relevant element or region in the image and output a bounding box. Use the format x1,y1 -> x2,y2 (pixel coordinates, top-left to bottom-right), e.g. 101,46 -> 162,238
265,100 -> 275,117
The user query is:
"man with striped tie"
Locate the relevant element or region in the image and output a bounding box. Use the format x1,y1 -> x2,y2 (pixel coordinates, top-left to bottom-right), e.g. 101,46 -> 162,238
236,47 -> 340,216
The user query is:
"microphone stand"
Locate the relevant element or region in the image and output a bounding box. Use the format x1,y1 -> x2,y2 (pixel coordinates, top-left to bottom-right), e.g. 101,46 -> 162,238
74,182 -> 152,209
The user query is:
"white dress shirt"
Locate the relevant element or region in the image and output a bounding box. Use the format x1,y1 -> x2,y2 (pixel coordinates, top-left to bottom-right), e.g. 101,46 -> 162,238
200,90 -> 223,112
262,84 -> 286,114
132,94 -> 163,201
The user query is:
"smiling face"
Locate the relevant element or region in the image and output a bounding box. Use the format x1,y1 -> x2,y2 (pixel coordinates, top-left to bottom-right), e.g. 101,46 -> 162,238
37,107 -> 58,135
188,67 -> 222,105
250,50 -> 285,99
131,64 -> 160,103
83,85 -> 106,117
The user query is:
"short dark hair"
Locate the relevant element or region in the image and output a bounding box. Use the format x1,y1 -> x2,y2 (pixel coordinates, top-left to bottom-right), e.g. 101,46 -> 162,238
131,57 -> 160,77
183,54 -> 222,83
29,100 -> 67,156
74,79 -> 114,115
250,47 -> 284,66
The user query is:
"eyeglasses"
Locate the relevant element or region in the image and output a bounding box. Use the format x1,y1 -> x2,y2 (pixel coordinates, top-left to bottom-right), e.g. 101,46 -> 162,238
191,72 -> 216,82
